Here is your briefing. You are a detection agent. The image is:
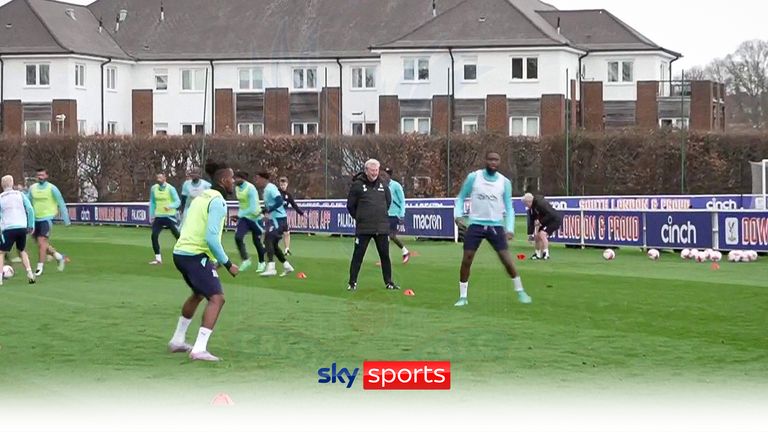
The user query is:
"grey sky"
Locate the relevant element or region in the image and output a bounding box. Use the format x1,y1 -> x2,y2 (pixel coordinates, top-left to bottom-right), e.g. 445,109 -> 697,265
1,0 -> 765,70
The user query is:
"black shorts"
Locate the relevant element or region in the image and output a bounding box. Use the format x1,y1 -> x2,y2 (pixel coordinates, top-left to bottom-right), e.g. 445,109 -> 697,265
267,217 -> 289,238
1,228 -> 28,252
173,253 -> 223,300
388,216 -> 402,233
153,216 -> 178,231
235,217 -> 264,238
33,220 -> 51,239
463,224 -> 508,252
540,219 -> 562,235
276,217 -> 289,234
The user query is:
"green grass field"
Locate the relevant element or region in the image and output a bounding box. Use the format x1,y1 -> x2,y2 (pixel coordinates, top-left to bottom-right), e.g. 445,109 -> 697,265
1,222 -> 767,399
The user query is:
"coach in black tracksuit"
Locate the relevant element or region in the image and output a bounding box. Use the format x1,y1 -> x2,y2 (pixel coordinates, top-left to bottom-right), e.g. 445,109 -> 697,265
524,193 -> 562,260
346,159 -> 399,291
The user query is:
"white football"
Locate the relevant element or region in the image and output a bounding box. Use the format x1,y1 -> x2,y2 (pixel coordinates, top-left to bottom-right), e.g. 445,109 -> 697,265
647,249 -> 660,260
694,252 -> 707,263
681,248 -> 692,260
602,249 -> 616,260
2,265 -> 14,280
727,250 -> 740,262
747,251 -> 759,262
703,249 -> 714,260
690,249 -> 700,258
711,251 -> 723,262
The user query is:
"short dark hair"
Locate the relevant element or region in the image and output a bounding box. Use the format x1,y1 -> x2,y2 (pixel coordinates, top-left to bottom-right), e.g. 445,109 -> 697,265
278,176 -> 288,183
235,170 -> 249,180
384,168 -> 393,176
36,168 -> 47,174
256,171 -> 270,180
486,151 -> 500,158
205,161 -> 232,184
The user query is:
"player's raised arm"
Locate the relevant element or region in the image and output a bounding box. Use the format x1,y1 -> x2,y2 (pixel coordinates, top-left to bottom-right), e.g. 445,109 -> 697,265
50,184 -> 70,225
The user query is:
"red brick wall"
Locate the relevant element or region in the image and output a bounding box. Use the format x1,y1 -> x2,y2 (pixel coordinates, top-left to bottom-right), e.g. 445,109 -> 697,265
581,81 -> 604,132
51,99 -> 77,134
320,87 -> 341,135
379,95 -> 400,134
132,90 -> 153,136
1,100 -> 22,135
636,81 -> 659,129
540,94 -> 565,137
214,89 -> 234,134
431,95 -> 451,135
264,88 -> 290,135
690,81 -> 714,131
485,95 -> 508,134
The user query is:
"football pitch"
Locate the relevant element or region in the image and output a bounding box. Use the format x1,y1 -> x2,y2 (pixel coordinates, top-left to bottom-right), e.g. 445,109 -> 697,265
1,223 -> 767,399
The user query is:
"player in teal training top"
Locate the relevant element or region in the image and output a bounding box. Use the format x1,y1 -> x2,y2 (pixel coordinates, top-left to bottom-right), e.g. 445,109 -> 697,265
453,151 -> 531,307
384,168 -> 410,264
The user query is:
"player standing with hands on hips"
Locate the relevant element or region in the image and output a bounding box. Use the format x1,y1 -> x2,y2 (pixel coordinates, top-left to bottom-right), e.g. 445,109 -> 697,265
453,151 -> 531,307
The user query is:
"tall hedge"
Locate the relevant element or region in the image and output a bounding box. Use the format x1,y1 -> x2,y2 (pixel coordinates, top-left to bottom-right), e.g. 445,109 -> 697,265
0,130 -> 766,202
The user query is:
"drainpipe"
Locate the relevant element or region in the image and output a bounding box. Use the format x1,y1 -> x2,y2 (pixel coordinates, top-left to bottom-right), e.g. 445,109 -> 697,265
336,58 -> 343,134
577,52 -> 589,128
669,54 -> 680,96
209,60 -> 215,134
1,56 -> 4,134
100,57 -> 112,134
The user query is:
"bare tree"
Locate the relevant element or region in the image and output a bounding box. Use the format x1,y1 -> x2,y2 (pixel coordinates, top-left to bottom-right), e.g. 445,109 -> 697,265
675,66 -> 706,81
725,40 -> 768,128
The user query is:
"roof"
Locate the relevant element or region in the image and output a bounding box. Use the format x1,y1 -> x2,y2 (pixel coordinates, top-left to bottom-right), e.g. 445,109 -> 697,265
537,9 -> 681,56
86,0 -> 465,60
374,0 -> 569,50
0,0 -> 681,60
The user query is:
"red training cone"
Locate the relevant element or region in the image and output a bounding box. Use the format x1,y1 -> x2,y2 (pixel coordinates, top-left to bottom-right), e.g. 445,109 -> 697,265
404,289 -> 415,296
517,254 -> 527,261
296,272 -> 307,279
212,393 -> 234,406
711,262 -> 720,271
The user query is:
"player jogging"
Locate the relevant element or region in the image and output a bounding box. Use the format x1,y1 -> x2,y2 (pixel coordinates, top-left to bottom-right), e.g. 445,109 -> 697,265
277,176 -> 303,256
0,175 -> 36,284
167,162 -> 239,362
453,152 -> 532,307
149,173 -> 181,265
254,172 -> 294,277
384,168 -> 410,264
179,168 -> 211,225
523,193 -> 562,260
27,168 -> 70,276
233,171 -> 266,273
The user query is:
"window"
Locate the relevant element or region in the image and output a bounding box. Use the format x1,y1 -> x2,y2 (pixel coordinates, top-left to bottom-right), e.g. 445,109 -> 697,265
181,69 -> 206,91
154,69 -> 168,91
24,120 -> 51,135
352,122 -> 377,135
292,68 -> 317,90
511,57 -> 537,80
462,117 -> 479,134
182,124 -> 205,135
660,118 -> 689,129
402,117 -> 430,134
403,58 -> 429,82
463,58 -> 477,81
25,64 -> 50,86
75,63 -> 86,87
608,61 -> 633,83
292,122 -> 318,135
238,123 -> 264,135
78,120 -> 86,134
509,116 -> 540,137
352,66 -> 376,89
106,67 -> 117,90
239,68 -> 263,91
107,121 -> 118,135
154,123 -> 169,135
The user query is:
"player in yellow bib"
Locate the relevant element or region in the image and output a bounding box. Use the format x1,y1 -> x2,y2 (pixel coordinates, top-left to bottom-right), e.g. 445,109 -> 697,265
167,162 -> 239,362
148,173 -> 181,265
27,168 -> 71,276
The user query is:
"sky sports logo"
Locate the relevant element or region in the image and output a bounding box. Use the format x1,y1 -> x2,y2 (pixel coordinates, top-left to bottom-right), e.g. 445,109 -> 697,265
317,361 -> 451,390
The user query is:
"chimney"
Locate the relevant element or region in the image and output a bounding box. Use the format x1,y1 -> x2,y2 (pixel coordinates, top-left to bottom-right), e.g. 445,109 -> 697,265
432,0 -> 437,17
65,8 -> 76,21
557,17 -> 561,34
160,1 -> 165,22
98,16 -> 103,33
114,13 -> 120,32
